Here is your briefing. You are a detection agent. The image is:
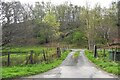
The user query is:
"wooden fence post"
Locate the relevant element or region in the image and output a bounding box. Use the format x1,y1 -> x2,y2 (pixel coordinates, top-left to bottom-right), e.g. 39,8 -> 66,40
46,50 -> 48,63
8,52 -> 10,66
30,50 -> 33,64
43,49 -> 46,61
114,47 -> 117,61
103,49 -> 106,57
94,45 -> 97,58
57,47 -> 61,58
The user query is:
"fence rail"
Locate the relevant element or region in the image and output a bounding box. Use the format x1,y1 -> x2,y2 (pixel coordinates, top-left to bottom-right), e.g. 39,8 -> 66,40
2,52 -> 27,56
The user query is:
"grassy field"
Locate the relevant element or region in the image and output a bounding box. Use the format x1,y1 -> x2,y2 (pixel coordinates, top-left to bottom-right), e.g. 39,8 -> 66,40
2,46 -> 70,79
85,50 -> 120,75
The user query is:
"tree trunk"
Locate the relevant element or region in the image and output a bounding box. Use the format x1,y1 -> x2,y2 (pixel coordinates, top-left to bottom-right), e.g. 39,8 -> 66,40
88,39 -> 94,50
45,38 -> 48,43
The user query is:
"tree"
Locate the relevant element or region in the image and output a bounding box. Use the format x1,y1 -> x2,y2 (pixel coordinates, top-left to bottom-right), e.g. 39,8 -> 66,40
118,1 -> 120,40
79,4 -> 95,50
1,0 -> 118,47
42,11 -> 60,42
33,2 -> 45,21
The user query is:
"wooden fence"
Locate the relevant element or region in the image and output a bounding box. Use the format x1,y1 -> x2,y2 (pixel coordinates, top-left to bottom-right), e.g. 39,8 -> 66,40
2,47 -> 62,66
93,45 -> 120,61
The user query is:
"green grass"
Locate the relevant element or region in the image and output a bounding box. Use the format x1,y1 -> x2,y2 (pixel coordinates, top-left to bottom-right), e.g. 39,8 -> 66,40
2,50 -> 70,79
1,46 -> 50,53
85,50 -> 120,75
73,51 -> 80,58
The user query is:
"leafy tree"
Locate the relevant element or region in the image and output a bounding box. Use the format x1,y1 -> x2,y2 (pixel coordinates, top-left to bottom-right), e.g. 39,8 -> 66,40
36,11 -> 60,43
66,31 -> 86,46
43,11 -> 60,28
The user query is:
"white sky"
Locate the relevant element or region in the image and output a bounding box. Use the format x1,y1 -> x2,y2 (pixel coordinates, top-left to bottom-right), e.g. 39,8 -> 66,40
3,0 -> 118,8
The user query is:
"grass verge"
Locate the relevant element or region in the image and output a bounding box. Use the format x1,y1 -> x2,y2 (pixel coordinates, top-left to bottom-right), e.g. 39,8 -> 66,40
2,50 -> 70,79
85,50 -> 120,75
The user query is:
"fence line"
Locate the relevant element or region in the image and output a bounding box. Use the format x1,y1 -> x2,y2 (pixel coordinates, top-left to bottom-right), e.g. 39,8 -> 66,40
2,47 -> 62,66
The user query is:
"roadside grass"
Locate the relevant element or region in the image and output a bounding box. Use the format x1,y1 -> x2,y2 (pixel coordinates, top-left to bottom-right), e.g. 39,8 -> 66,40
2,50 -> 70,79
85,50 -> 120,75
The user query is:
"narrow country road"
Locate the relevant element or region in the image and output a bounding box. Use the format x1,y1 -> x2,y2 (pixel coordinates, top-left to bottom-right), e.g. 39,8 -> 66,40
26,49 -> 117,78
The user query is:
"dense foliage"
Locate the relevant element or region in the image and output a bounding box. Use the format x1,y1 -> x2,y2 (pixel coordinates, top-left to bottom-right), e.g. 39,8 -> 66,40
1,1 -> 119,49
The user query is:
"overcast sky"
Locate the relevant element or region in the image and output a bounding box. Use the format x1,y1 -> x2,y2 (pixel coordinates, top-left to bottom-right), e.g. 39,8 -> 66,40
3,0 -> 118,8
